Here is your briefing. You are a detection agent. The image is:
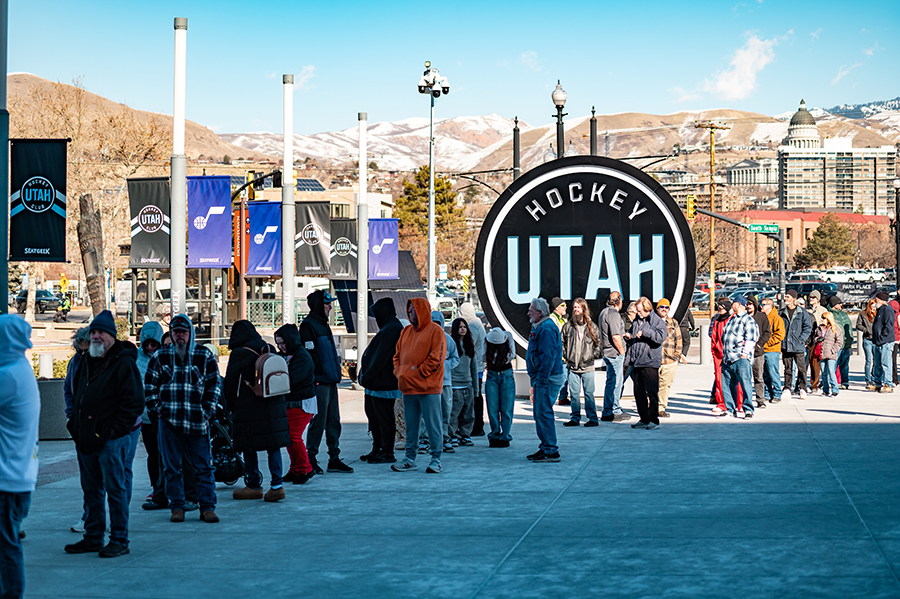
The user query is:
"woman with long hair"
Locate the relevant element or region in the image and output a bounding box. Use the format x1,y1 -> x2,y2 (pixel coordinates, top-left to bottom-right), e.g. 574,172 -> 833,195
856,298 -> 878,389
448,317 -> 478,446
624,297 -> 667,430
820,311 -> 844,397
484,327 -> 516,447
560,298 -> 602,427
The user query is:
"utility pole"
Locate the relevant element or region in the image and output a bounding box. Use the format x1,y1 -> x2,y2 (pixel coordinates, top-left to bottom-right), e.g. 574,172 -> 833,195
694,120 -> 731,319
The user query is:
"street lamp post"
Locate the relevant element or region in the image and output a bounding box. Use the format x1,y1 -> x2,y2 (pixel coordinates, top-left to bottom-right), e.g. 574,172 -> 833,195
417,61 -> 450,304
552,81 -> 567,160
894,178 -> 900,279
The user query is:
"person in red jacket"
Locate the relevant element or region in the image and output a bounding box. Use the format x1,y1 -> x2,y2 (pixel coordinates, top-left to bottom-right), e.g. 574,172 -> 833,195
890,294 -> 900,386
709,298 -> 742,416
392,298 -> 446,473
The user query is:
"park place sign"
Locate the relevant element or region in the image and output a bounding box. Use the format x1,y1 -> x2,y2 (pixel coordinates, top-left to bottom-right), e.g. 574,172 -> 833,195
476,156 -> 696,356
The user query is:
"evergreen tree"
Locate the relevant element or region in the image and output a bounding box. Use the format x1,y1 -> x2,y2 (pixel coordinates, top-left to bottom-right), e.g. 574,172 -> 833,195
793,212 -> 854,268
395,166 -> 462,237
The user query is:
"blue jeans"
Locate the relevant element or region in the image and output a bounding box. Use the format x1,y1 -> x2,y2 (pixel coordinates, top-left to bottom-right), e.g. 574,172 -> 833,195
158,419 -> 217,512
762,352 -> 781,400
821,359 -> 838,395
721,358 -> 754,415
568,370 -> 597,422
836,348 -> 850,387
531,372 -> 564,454
558,363 -> 569,402
76,433 -> 133,545
485,369 -> 515,441
0,492 -> 31,599
863,339 -> 876,384
601,355 -> 625,416
125,427 -> 140,504
243,449 -> 283,489
878,343 -> 894,388
403,394 -> 443,464
441,386 -> 452,440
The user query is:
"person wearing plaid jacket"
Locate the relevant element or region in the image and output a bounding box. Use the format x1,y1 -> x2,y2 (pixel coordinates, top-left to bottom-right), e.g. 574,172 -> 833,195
656,299 -> 682,419
144,314 -> 222,524
720,297 -> 759,419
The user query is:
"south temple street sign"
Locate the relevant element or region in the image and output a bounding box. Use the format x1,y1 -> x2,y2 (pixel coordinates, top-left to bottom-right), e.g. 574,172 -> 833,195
476,156 -> 696,356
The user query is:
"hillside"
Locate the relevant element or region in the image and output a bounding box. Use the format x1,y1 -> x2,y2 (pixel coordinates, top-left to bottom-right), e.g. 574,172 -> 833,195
7,73 -> 275,162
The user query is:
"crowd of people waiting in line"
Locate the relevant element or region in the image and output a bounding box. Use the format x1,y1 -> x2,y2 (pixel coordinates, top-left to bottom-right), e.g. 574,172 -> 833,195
1,284 -> 895,596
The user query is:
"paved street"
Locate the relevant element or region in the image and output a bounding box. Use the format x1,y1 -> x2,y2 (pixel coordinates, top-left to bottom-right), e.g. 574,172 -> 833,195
21,351 -> 900,598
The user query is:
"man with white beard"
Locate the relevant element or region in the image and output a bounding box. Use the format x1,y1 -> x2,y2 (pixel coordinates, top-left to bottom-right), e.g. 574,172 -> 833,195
64,310 -> 143,558
144,314 -> 222,524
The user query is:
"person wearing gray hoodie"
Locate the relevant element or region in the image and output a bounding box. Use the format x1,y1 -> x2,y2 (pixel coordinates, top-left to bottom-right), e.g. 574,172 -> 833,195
0,315 -> 40,597
134,322 -> 167,511
458,302 -> 486,435
431,311 -> 459,453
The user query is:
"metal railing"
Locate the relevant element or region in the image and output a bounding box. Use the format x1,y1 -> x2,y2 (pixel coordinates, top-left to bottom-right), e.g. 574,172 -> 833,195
246,300 -> 310,328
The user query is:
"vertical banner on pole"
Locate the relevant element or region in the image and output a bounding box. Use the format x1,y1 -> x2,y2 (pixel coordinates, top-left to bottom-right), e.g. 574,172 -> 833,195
247,202 -> 282,276
329,219 -> 357,280
128,177 -> 171,268
369,218 -> 399,280
188,175 -> 232,267
9,139 -> 68,262
295,201 -> 331,275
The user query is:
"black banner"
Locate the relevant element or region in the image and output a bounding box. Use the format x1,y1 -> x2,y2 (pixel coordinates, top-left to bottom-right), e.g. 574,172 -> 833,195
329,219 -> 357,280
128,177 -> 171,268
9,139 -> 68,262
295,201 -> 331,275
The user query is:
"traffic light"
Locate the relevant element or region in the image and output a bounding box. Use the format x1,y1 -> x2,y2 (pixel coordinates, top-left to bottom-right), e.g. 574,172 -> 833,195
273,171 -> 282,188
686,194 -> 696,219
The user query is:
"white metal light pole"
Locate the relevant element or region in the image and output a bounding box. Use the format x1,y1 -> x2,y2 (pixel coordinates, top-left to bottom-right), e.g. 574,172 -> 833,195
0,0 -> 8,314
170,17 -> 188,318
357,112 -> 368,360
416,61 -> 449,304
281,74 -> 295,324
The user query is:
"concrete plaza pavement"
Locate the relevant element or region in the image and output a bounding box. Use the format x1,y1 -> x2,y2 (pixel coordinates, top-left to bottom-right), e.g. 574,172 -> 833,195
20,351 -> 900,598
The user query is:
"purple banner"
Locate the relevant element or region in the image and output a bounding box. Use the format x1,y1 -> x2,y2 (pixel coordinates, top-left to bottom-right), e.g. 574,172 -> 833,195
247,202 -> 282,276
369,218 -> 398,280
187,176 -> 232,268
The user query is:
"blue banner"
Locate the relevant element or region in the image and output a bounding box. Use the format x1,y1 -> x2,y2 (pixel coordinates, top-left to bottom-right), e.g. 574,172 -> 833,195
247,202 -> 282,276
369,218 -> 398,280
187,176 -> 232,268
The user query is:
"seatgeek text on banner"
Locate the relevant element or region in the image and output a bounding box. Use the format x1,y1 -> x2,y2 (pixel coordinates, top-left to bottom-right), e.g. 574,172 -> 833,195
9,139 -> 68,262
187,176 -> 232,268
247,201 -> 282,276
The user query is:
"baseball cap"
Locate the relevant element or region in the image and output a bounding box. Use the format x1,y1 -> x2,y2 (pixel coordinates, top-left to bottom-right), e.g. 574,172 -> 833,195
733,295 -> 748,306
657,298 -> 671,307
170,314 -> 192,331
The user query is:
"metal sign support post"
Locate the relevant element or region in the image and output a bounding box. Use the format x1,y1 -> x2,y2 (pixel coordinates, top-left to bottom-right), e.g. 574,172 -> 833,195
281,74 -> 295,324
357,112 -> 369,367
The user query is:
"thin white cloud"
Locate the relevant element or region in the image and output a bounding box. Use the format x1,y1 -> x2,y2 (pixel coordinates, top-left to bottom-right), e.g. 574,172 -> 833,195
810,28 -> 823,40
294,66 -> 316,89
265,72 -> 277,80
669,86 -> 702,103
864,42 -> 881,57
520,51 -> 543,72
704,34 -> 778,100
832,62 -> 863,84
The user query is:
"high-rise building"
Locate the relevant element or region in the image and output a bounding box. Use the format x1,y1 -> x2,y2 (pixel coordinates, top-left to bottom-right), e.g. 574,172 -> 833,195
777,100 -> 897,214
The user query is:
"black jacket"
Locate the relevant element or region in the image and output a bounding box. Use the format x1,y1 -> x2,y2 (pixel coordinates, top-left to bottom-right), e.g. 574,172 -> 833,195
224,320 -> 290,452
359,298 -> 403,391
561,319 -> 602,373
275,323 -> 316,406
299,294 -> 342,384
69,340 -> 144,455
751,308 -> 772,357
874,304 -> 895,346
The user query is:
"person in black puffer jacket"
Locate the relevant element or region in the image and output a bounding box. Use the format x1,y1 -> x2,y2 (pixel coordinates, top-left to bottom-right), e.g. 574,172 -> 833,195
224,320 -> 290,502
358,298 -> 403,463
274,323 -> 317,485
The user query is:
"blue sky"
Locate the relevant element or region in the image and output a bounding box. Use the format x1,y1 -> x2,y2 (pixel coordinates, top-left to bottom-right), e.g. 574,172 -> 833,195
9,0 -> 898,135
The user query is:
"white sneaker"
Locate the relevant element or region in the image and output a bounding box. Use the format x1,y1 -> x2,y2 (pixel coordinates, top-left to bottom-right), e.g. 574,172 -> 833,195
736,411 -> 746,419
799,389 -> 807,400
70,520 -> 85,533
712,406 -> 726,414
781,389 -> 792,401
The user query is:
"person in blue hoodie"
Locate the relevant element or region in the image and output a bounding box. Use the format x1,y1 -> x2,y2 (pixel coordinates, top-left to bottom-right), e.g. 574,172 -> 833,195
525,297 -> 565,463
430,311 -> 459,453
0,315 -> 40,598
134,322 -> 166,510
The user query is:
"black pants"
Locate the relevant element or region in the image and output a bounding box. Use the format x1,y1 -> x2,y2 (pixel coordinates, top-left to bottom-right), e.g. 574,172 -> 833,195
471,375 -> 485,434
783,352 -> 807,392
364,394 -> 396,455
893,343 -> 899,385
306,384 -> 341,462
144,415 -> 197,505
632,367 -> 660,425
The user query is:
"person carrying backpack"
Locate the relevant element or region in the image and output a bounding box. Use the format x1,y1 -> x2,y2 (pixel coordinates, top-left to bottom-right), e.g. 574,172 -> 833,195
224,320 -> 290,502
274,323 -> 318,484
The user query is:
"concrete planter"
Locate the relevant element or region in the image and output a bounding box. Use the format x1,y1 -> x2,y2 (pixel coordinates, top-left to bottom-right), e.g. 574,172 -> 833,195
38,379 -> 70,441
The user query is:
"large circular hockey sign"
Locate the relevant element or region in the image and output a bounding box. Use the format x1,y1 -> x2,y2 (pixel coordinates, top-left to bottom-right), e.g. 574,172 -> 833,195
476,156 -> 696,356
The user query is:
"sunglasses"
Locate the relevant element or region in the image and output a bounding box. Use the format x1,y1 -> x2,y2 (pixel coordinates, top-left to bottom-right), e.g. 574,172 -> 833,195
658,306 -> 669,310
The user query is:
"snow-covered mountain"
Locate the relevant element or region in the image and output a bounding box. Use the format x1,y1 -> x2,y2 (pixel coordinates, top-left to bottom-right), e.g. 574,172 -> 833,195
221,114 -> 528,172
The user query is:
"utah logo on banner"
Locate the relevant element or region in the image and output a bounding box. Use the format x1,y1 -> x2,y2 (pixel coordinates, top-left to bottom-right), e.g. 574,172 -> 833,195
9,139 -> 68,262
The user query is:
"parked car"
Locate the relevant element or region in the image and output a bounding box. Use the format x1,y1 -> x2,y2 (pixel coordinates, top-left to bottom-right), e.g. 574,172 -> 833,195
788,273 -> 821,283
694,282 -> 723,293
785,281 -> 838,299
15,289 -> 61,314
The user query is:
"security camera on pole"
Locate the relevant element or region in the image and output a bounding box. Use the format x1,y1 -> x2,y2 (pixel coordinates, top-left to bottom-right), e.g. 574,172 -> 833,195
416,61 -> 450,305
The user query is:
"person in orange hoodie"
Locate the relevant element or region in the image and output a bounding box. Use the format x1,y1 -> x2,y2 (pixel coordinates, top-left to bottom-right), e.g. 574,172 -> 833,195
392,298 -> 447,473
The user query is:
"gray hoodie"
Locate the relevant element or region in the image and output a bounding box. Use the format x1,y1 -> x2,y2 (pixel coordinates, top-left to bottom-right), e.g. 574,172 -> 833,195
0,316 -> 40,493
459,303 -> 485,372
